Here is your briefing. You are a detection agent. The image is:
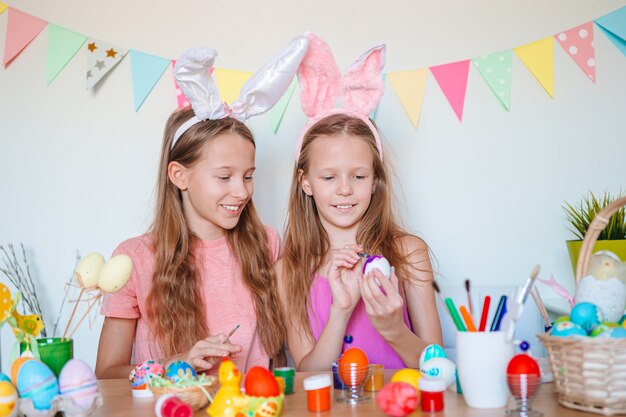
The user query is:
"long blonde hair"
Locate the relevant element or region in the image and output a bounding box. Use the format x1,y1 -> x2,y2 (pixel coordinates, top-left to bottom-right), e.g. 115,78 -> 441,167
147,107 -> 285,362
282,113 -> 427,336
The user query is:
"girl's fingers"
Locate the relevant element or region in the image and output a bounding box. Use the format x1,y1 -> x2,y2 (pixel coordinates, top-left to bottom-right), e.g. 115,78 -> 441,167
191,358 -> 215,371
360,275 -> 383,312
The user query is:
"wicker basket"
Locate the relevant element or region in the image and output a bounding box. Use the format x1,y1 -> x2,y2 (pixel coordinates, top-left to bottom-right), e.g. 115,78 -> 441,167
539,195 -> 626,416
150,381 -> 216,411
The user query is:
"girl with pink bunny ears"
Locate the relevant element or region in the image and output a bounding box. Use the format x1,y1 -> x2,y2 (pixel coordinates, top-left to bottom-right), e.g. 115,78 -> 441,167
277,34 -> 442,370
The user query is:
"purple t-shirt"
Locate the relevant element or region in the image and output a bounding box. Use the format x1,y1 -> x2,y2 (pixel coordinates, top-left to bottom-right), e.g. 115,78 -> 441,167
307,274 -> 412,369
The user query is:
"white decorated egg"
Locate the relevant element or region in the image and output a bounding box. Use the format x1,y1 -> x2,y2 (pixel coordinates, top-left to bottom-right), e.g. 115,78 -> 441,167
75,253 -> 105,288
97,255 -> 132,293
420,357 -> 456,388
419,344 -> 447,369
363,255 -> 391,278
59,359 -> 98,410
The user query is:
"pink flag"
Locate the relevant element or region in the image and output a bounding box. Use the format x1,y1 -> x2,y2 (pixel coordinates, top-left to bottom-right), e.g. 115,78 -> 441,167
554,22 -> 596,82
429,60 -> 471,122
3,7 -> 48,67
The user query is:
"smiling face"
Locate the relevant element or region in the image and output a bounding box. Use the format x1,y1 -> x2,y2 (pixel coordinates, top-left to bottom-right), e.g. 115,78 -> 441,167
171,132 -> 255,240
299,133 -> 377,236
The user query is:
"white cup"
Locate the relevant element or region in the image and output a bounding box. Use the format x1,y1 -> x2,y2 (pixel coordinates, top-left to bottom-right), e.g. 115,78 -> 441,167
456,331 -> 514,408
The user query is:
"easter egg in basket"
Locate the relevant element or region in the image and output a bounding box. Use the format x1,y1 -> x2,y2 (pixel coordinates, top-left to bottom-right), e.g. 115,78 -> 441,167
165,361 -> 196,383
550,321 -> 587,337
244,367 -> 280,397
570,302 -> 603,332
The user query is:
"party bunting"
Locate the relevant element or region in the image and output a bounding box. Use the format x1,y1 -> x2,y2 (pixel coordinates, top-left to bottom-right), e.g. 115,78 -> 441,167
387,69 -> 428,128
472,50 -> 513,111
595,6 -> 626,56
86,38 -> 128,89
267,78 -> 296,133
130,50 -> 170,111
554,22 -> 596,82
0,3 -> 7,15
514,37 -> 554,97
3,7 -> 47,67
429,60 -> 471,122
213,68 -> 253,105
370,74 -> 387,120
46,24 -> 86,85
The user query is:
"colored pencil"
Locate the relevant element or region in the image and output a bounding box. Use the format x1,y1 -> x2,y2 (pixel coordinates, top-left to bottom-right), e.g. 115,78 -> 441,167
445,298 -> 467,332
459,305 -> 477,331
478,295 -> 491,332
490,295 -> 508,331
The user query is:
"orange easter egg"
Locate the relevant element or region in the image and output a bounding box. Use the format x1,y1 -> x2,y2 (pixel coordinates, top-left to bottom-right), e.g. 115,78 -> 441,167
338,347 -> 369,386
11,357 -> 33,386
244,367 -> 280,397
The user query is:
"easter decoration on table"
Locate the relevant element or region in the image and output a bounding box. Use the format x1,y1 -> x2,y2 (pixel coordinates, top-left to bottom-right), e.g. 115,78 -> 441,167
575,251 -> 626,323
62,252 -> 133,340
148,360 -> 216,411
377,382 -> 419,417
336,347 -> 371,404
0,380 -> 18,417
207,359 -> 284,417
419,344 -> 456,389
506,354 -> 542,417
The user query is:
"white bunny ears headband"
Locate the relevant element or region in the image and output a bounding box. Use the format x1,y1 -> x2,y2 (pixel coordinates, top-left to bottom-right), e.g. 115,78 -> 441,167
172,34 -> 310,147
295,33 -> 386,161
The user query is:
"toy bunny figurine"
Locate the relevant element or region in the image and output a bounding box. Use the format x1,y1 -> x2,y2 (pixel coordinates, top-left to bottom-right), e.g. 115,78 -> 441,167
575,251 -> 626,322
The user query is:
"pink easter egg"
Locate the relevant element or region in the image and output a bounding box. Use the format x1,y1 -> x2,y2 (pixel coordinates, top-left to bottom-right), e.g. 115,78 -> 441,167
376,382 -> 419,417
59,359 -> 98,410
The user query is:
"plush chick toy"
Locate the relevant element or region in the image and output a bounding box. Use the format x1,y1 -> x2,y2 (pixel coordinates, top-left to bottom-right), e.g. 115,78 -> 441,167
576,251 -> 626,322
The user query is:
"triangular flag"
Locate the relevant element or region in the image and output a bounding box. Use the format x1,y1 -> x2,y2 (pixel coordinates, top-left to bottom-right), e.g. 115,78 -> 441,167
46,24 -> 86,85
387,69 -> 428,128
514,37 -> 554,97
172,61 -> 213,109
3,8 -> 47,67
267,78 -> 297,133
472,50 -> 513,111
213,68 -> 253,105
86,38 -> 128,89
429,60 -> 471,122
0,3 -> 8,15
130,50 -> 170,111
595,6 -> 626,56
370,74 -> 387,120
554,22 -> 596,82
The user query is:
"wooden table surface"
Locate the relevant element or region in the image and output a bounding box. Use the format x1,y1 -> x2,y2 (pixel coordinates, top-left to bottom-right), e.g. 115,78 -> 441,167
94,371 -> 594,417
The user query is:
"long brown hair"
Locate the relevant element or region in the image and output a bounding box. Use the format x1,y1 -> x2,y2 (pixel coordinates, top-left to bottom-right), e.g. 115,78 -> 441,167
147,107 -> 285,362
283,113 -> 426,336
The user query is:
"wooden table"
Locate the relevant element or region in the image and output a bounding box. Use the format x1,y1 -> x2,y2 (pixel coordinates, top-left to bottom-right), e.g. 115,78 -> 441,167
94,371 -> 594,417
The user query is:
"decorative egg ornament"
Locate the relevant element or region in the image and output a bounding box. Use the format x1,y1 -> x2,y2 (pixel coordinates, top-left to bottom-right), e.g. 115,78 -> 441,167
16,360 -> 59,410
420,357 -> 456,388
165,361 -> 196,383
377,382 -> 419,417
59,359 -> 99,410
570,302 -> 603,333
507,354 -> 540,376
244,367 -> 280,397
337,347 -> 369,386
419,344 -> 446,369
550,321 -> 587,337
0,381 -> 17,417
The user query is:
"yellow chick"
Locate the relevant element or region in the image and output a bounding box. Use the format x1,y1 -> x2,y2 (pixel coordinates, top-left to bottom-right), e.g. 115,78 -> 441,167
207,359 -> 249,417
11,309 -> 44,338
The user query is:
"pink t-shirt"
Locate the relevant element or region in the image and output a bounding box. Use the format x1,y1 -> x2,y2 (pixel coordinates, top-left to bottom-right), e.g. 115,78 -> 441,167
100,225 -> 281,373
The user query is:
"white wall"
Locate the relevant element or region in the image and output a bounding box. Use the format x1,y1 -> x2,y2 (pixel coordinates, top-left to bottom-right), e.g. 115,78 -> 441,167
1,0 -> 625,371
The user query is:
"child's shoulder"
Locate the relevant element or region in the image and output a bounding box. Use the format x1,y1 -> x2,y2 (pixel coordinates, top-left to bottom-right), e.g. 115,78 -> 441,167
113,233 -> 155,258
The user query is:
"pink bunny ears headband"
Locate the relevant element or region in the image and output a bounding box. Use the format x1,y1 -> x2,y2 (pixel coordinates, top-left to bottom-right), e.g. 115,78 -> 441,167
295,33 -> 386,161
172,34 -> 309,147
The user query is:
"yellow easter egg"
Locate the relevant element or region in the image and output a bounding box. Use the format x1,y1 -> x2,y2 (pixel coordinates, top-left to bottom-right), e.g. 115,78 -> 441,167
0,380 -> 17,417
75,253 -> 105,288
391,368 -> 422,392
97,255 -> 132,293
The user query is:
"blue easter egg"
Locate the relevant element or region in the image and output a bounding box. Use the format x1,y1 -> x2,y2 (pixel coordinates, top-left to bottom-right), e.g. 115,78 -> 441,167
16,360 -> 59,410
550,321 -> 587,337
570,302 -> 603,333
0,373 -> 10,383
165,361 -> 196,383
419,344 -> 446,369
610,327 -> 626,339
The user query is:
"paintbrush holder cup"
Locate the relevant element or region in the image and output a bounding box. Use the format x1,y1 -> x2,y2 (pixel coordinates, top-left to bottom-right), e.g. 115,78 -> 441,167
20,337 -> 74,377
456,331 -> 514,408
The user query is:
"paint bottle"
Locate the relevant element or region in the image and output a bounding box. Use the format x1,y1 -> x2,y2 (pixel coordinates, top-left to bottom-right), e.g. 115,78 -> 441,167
154,393 -> 193,417
274,367 -> 295,394
418,377 -> 446,413
303,374 -> 332,412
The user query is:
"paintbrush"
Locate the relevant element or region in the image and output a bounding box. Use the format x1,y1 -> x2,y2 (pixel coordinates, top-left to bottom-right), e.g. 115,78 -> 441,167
227,323 -> 240,339
505,265 -> 541,341
464,278 -> 473,317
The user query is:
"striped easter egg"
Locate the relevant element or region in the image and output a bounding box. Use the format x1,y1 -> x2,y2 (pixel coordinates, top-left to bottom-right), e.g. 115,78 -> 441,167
16,360 -> 59,410
59,359 -> 98,410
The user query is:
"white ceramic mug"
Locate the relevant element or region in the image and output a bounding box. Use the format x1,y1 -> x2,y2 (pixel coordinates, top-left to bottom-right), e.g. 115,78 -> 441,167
456,331 -> 514,408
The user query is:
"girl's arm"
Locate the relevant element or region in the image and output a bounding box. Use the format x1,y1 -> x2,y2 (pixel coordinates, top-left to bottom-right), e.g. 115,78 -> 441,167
275,250 -> 361,372
95,317 -> 137,379
360,236 -> 443,368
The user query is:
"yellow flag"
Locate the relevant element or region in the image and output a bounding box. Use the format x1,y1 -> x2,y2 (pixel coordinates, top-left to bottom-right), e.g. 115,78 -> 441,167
213,68 -> 253,105
0,2 -> 7,15
514,37 -> 554,98
387,69 -> 428,129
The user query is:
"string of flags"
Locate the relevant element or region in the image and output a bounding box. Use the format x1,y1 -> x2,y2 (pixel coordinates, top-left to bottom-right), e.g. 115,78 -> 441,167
1,3 -> 625,132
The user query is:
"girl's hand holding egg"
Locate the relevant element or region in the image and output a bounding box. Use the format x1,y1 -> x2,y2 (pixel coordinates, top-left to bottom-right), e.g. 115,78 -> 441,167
360,267 -> 405,339
327,244 -> 363,313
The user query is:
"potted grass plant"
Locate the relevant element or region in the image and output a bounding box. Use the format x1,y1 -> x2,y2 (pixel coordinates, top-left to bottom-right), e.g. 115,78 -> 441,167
564,191 -> 626,274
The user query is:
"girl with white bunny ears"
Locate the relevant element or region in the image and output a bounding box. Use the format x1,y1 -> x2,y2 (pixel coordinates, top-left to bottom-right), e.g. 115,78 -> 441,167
96,35 -> 308,378
277,33 -> 443,371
